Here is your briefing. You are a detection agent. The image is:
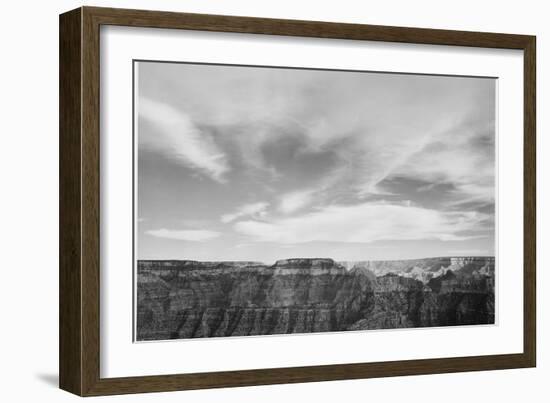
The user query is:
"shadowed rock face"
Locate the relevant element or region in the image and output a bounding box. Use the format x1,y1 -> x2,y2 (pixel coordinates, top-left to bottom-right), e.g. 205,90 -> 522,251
136,257 -> 495,341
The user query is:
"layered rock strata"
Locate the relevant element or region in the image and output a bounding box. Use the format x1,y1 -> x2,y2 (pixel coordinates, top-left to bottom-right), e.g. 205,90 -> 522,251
137,257 -> 495,341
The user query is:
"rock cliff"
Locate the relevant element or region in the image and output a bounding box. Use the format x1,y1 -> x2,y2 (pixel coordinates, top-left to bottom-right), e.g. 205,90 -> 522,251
137,257 -> 495,341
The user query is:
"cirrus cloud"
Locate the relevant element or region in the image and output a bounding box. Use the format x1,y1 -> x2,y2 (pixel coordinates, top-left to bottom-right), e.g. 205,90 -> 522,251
233,202 -> 488,244
138,96 -> 229,182
145,228 -> 221,242
278,190 -> 314,214
221,202 -> 269,223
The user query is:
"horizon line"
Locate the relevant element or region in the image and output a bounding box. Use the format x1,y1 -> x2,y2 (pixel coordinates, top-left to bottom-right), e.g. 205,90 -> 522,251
137,255 -> 495,266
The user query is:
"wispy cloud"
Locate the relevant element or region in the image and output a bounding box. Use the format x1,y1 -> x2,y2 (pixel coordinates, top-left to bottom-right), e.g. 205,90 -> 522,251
234,202 -> 489,244
389,120 -> 495,205
145,228 -> 221,241
137,62 -> 495,260
221,202 -> 269,223
448,249 -> 489,255
139,64 -> 494,205
278,190 -> 314,214
138,96 -> 230,182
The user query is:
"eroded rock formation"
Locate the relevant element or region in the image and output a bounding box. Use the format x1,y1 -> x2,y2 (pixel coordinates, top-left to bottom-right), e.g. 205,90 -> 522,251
137,257 -> 495,341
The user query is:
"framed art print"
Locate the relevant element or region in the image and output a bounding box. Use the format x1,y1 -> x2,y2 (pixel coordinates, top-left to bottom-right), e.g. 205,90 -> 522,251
59,6 -> 536,396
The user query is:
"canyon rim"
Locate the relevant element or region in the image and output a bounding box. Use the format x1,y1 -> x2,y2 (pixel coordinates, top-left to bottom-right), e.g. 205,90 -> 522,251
137,257 -> 495,341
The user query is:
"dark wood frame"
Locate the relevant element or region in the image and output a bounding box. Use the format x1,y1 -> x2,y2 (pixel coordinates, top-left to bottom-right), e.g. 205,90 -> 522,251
60,6 -> 536,396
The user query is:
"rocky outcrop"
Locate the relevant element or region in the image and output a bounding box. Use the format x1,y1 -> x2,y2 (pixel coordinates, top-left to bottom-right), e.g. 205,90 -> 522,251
339,256 -> 494,284
137,257 -> 495,341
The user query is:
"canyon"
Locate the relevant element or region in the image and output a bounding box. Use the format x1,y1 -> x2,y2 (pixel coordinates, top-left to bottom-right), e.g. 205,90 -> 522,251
136,257 -> 495,341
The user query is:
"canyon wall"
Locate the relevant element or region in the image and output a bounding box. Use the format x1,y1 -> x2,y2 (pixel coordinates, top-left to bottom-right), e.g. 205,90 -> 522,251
136,257 -> 495,341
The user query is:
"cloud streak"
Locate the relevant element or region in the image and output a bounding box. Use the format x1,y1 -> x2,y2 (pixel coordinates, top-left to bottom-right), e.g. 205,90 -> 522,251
234,202 -> 489,244
221,202 -> 269,223
389,120 -> 495,205
138,96 -> 229,182
278,190 -> 314,214
145,228 -> 221,242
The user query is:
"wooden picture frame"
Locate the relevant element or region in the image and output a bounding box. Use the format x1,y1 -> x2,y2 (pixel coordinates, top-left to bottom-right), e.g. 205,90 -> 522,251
59,6 -> 536,396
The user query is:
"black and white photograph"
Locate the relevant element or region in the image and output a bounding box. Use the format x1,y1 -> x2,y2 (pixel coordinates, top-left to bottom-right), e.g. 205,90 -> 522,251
135,61 -> 496,342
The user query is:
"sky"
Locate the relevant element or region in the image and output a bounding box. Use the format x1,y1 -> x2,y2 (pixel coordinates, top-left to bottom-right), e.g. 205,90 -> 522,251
135,61 -> 496,263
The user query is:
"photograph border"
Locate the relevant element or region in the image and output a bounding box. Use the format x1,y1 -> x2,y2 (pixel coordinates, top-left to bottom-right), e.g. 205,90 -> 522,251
59,6 -> 536,396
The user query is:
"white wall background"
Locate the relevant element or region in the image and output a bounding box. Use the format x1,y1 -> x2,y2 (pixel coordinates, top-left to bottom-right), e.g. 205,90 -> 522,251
0,0 -> 546,401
